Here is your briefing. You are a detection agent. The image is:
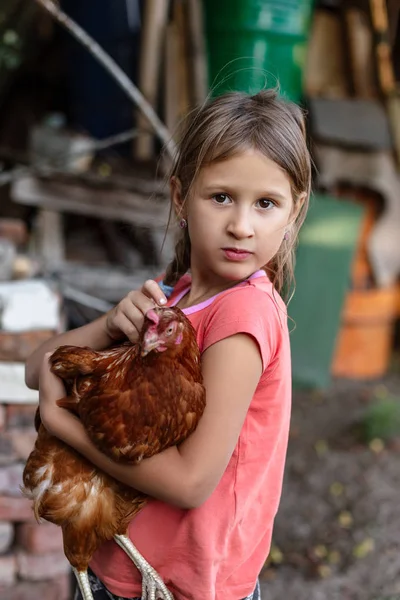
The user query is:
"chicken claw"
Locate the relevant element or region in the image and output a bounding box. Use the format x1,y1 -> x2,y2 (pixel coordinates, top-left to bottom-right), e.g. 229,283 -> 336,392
114,535 -> 174,600
73,568 -> 94,600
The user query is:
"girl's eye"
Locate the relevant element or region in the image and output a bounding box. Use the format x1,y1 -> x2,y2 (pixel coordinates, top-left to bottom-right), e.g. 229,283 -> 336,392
212,193 -> 231,204
257,198 -> 275,210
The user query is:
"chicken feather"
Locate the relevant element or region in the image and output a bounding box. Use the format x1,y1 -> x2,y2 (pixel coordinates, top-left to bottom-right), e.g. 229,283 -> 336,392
22,306 -> 206,600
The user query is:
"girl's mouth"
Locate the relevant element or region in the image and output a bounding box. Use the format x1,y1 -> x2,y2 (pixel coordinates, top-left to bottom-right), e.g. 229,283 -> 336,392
222,248 -> 253,261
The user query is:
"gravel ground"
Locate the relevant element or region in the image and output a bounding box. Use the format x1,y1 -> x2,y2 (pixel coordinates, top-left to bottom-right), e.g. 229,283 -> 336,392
260,376 -> 400,600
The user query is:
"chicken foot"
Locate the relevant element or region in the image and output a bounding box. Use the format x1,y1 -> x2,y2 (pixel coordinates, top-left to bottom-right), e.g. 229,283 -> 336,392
114,534 -> 174,600
72,568 -> 94,600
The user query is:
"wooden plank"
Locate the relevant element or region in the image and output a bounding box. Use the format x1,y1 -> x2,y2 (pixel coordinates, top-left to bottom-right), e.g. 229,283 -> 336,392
186,0 -> 208,105
135,0 -> 170,160
304,10 -> 349,98
309,97 -> 392,150
57,263 -> 159,303
33,209 -> 65,271
11,176 -> 170,229
174,0 -> 191,118
369,0 -> 400,166
344,7 -> 376,98
33,170 -> 169,198
164,22 -> 180,134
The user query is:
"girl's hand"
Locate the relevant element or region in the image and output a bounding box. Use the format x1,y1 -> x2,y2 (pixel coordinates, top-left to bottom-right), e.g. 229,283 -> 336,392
105,279 -> 168,343
39,352 -> 66,431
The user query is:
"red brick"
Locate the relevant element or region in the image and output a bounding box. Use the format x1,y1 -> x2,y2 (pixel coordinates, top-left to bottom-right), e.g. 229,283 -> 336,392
3,428 -> 37,461
0,434 -> 17,466
6,406 -> 37,429
0,331 -> 55,363
0,218 -> 28,246
0,463 -> 24,496
0,554 -> 16,586
16,551 -> 70,581
0,522 -> 14,553
16,523 -> 63,555
0,573 -> 71,600
0,426 -> 37,464
0,496 -> 34,522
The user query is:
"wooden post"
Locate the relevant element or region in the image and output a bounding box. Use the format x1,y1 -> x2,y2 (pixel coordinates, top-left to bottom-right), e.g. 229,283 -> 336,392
369,0 -> 400,167
186,0 -> 208,106
134,0 -> 170,161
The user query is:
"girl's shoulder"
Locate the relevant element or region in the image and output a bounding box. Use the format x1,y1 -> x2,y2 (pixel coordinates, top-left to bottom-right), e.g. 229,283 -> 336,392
166,272 -> 287,330
201,276 -> 288,372
212,275 -> 287,328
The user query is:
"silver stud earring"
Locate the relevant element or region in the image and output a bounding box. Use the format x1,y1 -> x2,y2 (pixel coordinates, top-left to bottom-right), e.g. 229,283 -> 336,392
179,218 -> 187,229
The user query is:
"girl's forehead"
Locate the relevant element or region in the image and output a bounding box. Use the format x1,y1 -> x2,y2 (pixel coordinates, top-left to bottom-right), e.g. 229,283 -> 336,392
194,149 -> 292,196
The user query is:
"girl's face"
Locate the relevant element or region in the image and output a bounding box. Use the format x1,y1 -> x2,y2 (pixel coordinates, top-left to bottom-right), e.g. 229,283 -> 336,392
174,149 -> 297,287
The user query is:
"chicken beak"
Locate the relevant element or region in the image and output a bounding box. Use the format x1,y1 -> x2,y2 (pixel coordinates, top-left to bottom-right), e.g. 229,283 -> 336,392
141,341 -> 159,357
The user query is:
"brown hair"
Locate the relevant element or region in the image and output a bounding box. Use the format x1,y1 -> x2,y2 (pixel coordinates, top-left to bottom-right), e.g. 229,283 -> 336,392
164,88 -> 311,298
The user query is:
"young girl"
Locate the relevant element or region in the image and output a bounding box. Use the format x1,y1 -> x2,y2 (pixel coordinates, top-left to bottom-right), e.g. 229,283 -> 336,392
26,88 -> 311,600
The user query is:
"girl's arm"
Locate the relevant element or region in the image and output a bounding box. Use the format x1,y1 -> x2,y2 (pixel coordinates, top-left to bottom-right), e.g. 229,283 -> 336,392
40,332 -> 262,509
26,314 -> 113,390
26,280 -> 168,390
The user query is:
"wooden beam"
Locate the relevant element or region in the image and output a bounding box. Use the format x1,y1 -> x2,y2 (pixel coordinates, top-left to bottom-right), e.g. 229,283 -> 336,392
11,176 -> 170,229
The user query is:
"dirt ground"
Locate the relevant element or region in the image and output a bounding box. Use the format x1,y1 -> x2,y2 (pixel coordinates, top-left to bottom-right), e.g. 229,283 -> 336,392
259,372 -> 400,600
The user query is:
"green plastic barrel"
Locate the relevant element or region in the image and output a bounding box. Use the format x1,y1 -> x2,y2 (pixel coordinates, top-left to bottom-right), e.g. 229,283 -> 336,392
203,0 -> 314,103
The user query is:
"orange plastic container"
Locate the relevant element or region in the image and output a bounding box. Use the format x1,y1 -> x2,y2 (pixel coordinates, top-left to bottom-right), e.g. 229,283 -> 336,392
332,286 -> 397,379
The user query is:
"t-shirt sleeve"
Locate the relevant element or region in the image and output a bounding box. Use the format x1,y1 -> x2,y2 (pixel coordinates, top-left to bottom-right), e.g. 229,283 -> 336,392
202,286 -> 282,372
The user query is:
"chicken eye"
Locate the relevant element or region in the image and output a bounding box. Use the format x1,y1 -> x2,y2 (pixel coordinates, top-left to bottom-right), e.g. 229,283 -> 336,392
165,326 -> 174,336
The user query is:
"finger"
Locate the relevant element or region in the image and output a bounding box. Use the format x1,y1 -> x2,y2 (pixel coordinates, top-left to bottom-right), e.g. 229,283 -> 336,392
141,279 -> 167,306
114,312 -> 141,343
135,295 -> 159,317
121,297 -> 149,325
125,291 -> 156,318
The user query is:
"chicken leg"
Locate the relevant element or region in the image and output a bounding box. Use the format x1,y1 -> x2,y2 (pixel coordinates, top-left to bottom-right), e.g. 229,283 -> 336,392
73,568 -> 94,600
114,535 -> 174,600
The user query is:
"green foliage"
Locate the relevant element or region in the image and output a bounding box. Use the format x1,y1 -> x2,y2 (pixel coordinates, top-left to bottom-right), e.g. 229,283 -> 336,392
361,397 -> 400,443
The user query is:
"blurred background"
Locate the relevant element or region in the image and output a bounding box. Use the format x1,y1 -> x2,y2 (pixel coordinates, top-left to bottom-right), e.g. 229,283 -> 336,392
0,1 -> 399,599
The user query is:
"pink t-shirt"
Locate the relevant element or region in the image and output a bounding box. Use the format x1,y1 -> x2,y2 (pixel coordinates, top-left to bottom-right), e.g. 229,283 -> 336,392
90,271 -> 292,600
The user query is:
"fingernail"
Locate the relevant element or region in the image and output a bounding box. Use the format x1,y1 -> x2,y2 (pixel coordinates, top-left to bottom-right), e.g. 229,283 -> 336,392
159,298 -> 167,305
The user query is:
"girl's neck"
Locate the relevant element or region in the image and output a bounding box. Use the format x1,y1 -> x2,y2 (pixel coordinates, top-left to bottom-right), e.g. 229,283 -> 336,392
178,267 -> 264,309
181,281 -> 234,309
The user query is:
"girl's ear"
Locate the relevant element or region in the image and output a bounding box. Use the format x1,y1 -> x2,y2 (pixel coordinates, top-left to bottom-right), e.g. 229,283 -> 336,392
170,176 -> 185,217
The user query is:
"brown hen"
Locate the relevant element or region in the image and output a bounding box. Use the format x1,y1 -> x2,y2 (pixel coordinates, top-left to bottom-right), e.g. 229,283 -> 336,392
22,306 -> 206,600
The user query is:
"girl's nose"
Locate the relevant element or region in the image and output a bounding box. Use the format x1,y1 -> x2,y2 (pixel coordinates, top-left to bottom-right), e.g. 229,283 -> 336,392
227,210 -> 254,238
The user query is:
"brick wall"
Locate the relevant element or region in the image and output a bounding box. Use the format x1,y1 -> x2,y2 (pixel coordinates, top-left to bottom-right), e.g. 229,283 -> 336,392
0,404 -> 71,600
0,219 -> 72,598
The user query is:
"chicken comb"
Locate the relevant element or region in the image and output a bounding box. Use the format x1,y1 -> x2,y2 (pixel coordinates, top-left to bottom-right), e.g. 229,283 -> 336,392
146,309 -> 160,325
